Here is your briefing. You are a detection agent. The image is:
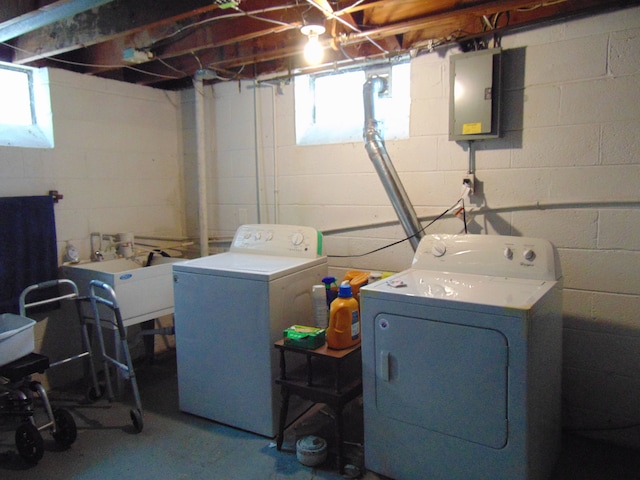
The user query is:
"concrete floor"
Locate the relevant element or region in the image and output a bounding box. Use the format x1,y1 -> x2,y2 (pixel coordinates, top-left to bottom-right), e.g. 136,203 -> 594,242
2,350 -> 640,480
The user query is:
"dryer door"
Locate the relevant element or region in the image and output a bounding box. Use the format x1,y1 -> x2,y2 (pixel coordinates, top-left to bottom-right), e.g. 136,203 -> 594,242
373,313 -> 508,448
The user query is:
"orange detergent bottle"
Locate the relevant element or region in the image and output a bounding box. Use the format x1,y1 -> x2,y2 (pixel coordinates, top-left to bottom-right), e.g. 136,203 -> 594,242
327,283 -> 360,350
342,270 -> 370,305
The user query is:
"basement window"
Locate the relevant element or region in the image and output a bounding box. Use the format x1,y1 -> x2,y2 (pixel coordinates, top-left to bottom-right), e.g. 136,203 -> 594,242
0,62 -> 54,148
295,62 -> 410,145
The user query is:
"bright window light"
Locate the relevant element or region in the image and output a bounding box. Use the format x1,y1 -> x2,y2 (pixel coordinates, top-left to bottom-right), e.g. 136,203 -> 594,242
295,62 -> 410,145
0,66 -> 34,125
0,62 -> 54,148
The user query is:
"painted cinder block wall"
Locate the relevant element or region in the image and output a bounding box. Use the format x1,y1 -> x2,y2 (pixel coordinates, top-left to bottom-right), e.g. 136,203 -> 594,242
0,4 -> 637,448
194,7 -> 640,448
0,69 -> 185,382
0,69 -> 185,258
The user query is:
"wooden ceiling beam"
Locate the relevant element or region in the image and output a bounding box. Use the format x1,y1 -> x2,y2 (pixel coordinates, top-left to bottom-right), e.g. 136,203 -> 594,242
4,0 -> 639,89
77,10 -> 302,76
339,0 -> 640,48
9,0 -> 220,63
94,0 -> 640,86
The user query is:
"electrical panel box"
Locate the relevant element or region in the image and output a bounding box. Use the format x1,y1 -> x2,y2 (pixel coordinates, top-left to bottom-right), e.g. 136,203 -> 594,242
449,48 -> 502,141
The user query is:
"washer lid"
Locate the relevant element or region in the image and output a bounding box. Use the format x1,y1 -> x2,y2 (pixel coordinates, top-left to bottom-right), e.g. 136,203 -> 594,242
363,269 -> 556,310
172,252 -> 326,280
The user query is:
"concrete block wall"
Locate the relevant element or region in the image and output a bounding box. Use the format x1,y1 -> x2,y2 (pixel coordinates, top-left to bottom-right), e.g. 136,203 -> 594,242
0,69 -> 185,385
0,68 -> 185,261
197,6 -> 640,447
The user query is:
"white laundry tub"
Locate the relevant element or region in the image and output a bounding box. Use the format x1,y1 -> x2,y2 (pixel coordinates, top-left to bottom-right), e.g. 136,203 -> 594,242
61,257 -> 183,328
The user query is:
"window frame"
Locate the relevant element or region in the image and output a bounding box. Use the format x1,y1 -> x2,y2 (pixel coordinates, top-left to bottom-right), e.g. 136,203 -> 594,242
294,61 -> 410,146
0,61 -> 54,149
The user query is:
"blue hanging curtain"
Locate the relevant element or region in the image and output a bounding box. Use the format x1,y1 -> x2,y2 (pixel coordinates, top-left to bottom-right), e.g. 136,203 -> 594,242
0,195 -> 58,314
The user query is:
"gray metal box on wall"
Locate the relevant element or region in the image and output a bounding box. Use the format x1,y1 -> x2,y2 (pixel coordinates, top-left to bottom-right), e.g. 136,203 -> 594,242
449,48 -> 502,141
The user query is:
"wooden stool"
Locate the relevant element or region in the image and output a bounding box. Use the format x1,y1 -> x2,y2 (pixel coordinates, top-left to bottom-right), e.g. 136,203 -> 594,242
274,339 -> 362,473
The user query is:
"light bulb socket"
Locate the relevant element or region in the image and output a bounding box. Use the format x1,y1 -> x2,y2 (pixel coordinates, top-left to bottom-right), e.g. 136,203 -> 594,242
301,8 -> 326,37
301,24 -> 325,36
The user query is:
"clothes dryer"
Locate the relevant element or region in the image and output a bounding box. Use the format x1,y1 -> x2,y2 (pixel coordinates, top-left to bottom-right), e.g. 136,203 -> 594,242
360,234 -> 562,480
172,224 -> 327,437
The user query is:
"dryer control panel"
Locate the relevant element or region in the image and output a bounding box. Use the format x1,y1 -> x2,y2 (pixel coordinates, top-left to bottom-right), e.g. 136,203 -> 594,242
230,224 -> 323,258
412,234 -> 558,281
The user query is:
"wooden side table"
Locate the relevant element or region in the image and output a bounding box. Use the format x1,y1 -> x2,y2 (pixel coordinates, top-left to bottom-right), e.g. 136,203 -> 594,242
274,339 -> 362,473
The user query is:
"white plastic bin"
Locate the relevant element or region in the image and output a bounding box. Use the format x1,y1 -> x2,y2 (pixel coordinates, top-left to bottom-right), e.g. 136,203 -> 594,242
0,313 -> 36,366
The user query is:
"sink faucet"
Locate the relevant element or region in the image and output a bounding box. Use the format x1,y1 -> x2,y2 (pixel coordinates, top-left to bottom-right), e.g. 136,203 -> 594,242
90,232 -> 105,261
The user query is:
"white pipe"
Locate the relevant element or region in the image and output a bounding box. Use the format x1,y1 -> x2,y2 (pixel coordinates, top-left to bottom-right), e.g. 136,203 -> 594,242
251,80 -> 284,224
320,200 -> 640,236
253,81 -> 280,223
253,80 -> 264,223
194,78 -> 209,257
267,83 -> 279,224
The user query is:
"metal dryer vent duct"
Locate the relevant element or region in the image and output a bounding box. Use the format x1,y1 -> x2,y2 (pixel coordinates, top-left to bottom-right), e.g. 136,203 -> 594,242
363,76 -> 423,251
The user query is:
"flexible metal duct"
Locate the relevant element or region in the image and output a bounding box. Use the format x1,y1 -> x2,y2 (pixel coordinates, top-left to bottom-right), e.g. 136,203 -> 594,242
363,76 -> 423,251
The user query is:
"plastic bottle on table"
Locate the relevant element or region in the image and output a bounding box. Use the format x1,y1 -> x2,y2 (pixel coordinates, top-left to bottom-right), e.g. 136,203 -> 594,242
312,284 -> 328,328
327,283 -> 360,350
322,276 -> 339,307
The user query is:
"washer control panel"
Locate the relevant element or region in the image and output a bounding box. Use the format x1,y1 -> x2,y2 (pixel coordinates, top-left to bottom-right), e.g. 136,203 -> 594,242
230,224 -> 323,258
413,234 -> 557,280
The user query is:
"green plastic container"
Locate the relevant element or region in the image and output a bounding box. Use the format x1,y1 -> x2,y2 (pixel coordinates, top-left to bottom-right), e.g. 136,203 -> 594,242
283,325 -> 326,349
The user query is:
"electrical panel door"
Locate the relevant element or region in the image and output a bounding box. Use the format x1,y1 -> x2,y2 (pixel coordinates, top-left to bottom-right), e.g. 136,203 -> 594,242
449,48 -> 502,141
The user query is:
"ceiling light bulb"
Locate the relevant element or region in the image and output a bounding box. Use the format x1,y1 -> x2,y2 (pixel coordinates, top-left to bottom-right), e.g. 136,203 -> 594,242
300,24 -> 326,37
304,33 -> 324,65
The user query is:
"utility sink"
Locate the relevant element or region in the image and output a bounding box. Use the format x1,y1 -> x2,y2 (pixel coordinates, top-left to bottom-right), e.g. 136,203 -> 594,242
61,257 -> 183,328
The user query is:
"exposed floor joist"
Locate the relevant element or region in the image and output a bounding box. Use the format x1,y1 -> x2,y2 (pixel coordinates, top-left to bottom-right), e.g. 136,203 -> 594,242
1,0 -> 638,89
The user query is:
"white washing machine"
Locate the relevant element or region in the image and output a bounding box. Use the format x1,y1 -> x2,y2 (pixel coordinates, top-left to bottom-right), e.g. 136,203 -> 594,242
360,234 -> 562,480
172,224 -> 327,437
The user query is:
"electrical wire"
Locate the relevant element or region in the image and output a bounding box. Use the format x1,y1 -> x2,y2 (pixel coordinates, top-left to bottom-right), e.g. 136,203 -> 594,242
233,6 -> 297,28
202,64 -> 247,81
0,41 -> 182,80
327,197 -> 467,259
516,0 -> 568,12
1,3 -> 301,79
156,56 -> 187,75
455,198 -> 469,234
147,4 -> 299,51
1,0 -> 572,84
302,0 -> 389,55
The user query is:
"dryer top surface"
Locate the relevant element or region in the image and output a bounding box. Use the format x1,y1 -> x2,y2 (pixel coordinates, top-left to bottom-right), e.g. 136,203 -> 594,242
363,269 -> 556,310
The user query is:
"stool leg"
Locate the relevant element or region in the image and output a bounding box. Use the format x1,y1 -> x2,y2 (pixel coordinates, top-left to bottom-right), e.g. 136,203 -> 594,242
336,405 -> 345,474
277,387 -> 290,451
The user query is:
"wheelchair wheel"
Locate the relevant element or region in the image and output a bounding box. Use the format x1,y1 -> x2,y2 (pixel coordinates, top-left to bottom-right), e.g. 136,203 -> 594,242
130,408 -> 144,433
52,408 -> 77,446
15,422 -> 44,464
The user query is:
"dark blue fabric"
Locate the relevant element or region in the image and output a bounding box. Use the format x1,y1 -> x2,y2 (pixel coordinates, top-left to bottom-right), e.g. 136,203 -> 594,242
0,196 -> 58,314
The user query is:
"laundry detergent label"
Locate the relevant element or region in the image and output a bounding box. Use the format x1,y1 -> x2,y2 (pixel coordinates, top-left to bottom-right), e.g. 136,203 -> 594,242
351,311 -> 360,340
